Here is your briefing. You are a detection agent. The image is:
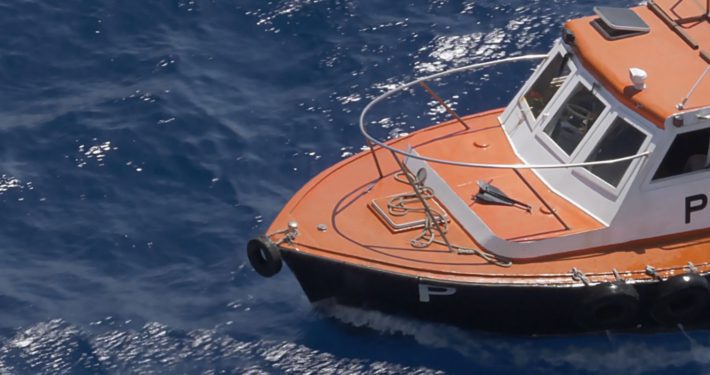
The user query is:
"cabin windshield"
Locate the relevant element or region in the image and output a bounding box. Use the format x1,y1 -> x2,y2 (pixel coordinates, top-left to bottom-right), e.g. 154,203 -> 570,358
524,53 -> 571,119
543,84 -> 605,155
584,117 -> 646,187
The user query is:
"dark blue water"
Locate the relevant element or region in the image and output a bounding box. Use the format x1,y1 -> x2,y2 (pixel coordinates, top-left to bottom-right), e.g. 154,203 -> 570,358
0,0 -> 708,373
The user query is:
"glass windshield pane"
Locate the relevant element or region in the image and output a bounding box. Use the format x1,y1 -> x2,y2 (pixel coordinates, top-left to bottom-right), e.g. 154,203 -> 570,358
524,54 -> 571,119
543,84 -> 605,155
653,128 -> 710,180
585,118 -> 645,187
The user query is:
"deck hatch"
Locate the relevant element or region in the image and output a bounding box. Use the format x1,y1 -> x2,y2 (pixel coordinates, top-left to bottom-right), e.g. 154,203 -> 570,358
369,193 -> 449,232
592,6 -> 650,40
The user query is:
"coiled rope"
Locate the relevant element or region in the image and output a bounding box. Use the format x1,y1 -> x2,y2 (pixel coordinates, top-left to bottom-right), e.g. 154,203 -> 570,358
388,171 -> 512,267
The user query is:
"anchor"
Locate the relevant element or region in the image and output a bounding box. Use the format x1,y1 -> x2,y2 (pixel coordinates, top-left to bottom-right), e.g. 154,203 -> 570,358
475,180 -> 532,212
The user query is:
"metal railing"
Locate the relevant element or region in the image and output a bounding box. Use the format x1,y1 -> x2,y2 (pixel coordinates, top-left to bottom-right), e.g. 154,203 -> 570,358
359,54 -> 652,173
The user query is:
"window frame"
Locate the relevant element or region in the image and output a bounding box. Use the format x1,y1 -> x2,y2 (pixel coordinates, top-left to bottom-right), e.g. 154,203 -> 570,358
570,111 -> 651,197
648,126 -> 710,187
519,51 -> 577,131
533,77 -> 611,163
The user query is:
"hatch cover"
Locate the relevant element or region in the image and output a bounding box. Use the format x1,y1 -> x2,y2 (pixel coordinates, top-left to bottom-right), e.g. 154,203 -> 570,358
592,6 -> 650,40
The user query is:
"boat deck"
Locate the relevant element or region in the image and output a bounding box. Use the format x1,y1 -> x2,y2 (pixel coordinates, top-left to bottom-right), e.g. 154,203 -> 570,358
270,110 -> 710,285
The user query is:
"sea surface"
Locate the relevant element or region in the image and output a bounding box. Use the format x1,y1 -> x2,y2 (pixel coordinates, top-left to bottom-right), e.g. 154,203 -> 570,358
0,0 -> 708,374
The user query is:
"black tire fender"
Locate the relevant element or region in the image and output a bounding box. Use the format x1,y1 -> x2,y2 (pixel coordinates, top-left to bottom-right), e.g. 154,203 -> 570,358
247,236 -> 282,278
576,282 -> 640,330
651,273 -> 710,325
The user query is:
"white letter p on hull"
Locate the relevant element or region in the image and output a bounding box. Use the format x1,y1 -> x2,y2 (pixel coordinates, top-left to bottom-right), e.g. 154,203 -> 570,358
418,284 -> 456,302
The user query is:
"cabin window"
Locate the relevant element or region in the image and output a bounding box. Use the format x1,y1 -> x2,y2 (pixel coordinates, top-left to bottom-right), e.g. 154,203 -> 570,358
524,54 -> 571,119
585,118 -> 645,187
653,128 -> 710,180
543,84 -> 605,155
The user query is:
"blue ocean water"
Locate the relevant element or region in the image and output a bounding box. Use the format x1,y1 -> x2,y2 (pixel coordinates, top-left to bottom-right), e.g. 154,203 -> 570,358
0,0 -> 708,373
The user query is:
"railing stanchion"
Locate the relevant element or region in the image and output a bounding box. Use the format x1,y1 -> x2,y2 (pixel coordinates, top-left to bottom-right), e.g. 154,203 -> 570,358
419,82 -> 470,130
366,139 -> 384,179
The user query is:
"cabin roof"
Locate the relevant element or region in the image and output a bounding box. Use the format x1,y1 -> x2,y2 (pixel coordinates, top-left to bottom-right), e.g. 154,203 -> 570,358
565,0 -> 710,128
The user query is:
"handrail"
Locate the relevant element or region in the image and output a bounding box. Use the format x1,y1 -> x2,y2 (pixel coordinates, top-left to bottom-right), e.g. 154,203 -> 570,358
647,0 -> 699,50
359,54 -> 652,170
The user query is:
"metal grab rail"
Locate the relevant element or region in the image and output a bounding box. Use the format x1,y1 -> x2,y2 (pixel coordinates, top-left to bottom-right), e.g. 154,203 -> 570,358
359,54 -> 652,170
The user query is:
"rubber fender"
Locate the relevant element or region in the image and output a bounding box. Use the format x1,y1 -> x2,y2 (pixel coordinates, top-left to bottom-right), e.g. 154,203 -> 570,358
651,273 -> 710,325
247,236 -> 282,278
576,282 -> 640,330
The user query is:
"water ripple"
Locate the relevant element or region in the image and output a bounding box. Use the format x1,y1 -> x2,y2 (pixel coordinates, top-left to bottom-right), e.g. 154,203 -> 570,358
0,0 -> 692,373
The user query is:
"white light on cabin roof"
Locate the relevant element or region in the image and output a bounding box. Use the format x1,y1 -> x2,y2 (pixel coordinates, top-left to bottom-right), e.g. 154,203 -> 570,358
629,67 -> 647,90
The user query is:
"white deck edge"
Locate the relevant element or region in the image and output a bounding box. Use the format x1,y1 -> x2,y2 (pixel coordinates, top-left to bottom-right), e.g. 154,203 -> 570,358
405,149 -> 612,259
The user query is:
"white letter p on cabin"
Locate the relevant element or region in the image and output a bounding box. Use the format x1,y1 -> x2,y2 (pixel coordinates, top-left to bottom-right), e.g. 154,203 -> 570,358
418,284 -> 457,302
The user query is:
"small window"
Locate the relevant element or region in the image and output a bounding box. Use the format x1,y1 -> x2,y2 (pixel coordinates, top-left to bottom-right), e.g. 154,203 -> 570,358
524,54 -> 571,119
585,118 -> 645,187
543,84 -> 605,155
653,128 -> 710,180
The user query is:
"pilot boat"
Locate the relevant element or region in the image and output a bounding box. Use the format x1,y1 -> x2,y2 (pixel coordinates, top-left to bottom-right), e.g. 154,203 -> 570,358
247,0 -> 710,334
